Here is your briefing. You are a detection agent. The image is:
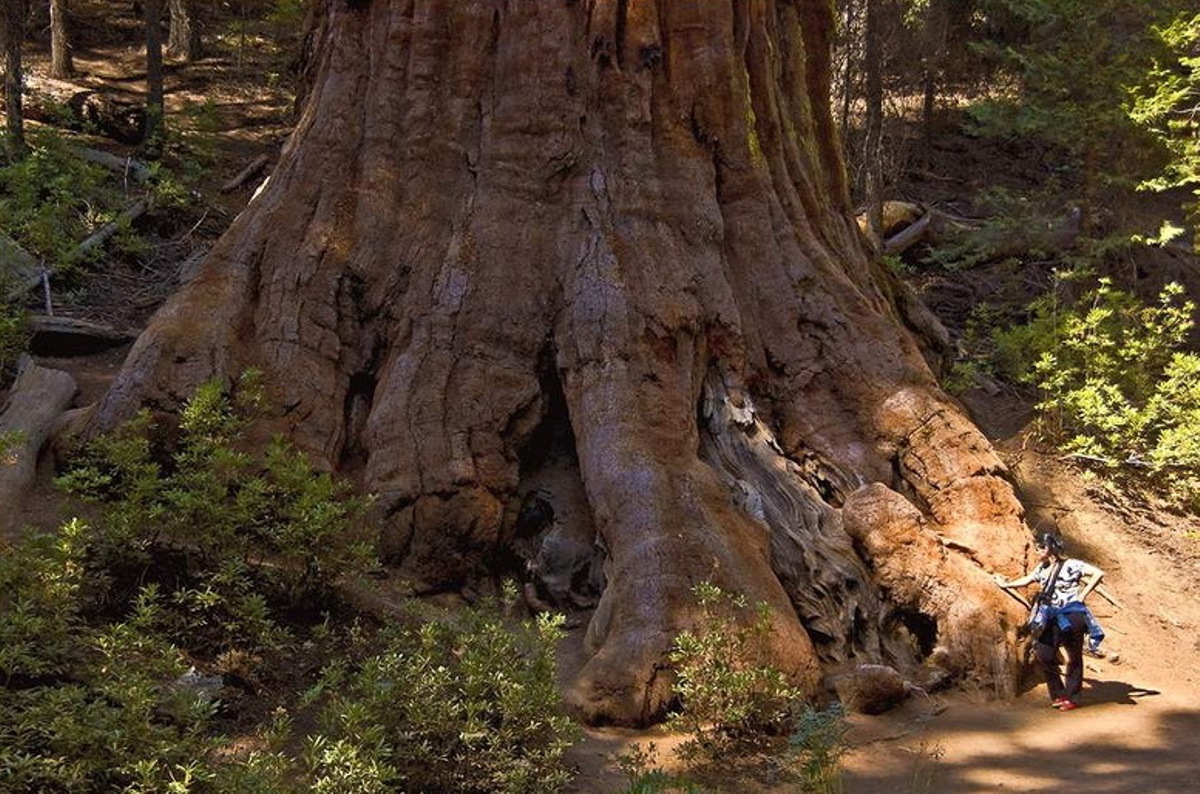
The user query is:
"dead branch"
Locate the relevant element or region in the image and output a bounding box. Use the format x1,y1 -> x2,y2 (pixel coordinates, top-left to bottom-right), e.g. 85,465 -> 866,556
68,198 -> 152,265
220,155 -> 271,194
1093,585 -> 1123,610
997,584 -> 1032,610
883,210 -> 932,254
24,74 -> 145,145
28,315 -> 137,356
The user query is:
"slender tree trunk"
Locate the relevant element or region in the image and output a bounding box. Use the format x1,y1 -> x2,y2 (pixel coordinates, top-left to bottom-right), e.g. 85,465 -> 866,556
49,0 -> 73,78
89,1 -> 1031,726
1,0 -> 26,159
920,0 -> 948,162
837,0 -> 860,158
862,0 -> 885,247
166,0 -> 200,61
142,0 -> 164,156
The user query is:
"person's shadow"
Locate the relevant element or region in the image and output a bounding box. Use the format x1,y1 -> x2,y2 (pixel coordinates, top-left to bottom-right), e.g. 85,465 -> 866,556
1085,678 -> 1160,705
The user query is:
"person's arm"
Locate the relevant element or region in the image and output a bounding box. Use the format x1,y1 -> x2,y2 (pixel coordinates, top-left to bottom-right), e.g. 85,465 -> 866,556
997,569 -> 1039,589
1077,561 -> 1105,602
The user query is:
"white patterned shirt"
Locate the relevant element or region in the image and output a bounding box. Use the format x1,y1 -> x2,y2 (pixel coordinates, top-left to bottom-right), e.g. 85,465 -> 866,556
1033,559 -> 1089,607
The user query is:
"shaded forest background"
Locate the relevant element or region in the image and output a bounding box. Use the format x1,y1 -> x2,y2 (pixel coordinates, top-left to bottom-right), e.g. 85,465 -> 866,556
1,1 -> 1199,791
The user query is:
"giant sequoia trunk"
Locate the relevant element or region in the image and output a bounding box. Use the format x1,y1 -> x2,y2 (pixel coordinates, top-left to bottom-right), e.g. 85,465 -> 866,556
89,0 -> 1033,725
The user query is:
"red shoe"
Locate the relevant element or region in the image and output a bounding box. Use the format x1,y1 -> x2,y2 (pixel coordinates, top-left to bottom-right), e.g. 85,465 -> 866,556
1057,700 -> 1080,711
1051,697 -> 1070,708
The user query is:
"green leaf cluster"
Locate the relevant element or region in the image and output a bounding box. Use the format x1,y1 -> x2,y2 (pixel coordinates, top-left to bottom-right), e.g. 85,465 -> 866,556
0,520 -> 289,793
1129,11 -> 1200,246
3,374 -> 586,791
0,297 -> 29,384
56,371 -> 378,652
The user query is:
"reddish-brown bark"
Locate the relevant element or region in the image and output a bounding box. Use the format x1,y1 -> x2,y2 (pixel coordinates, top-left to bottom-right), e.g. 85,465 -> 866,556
89,0 -> 1031,725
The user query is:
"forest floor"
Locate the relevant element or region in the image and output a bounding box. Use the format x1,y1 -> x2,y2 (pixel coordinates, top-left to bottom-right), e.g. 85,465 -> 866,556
6,9 -> 1200,794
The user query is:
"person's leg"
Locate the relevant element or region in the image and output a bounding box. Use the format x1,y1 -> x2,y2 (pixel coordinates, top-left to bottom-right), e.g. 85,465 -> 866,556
1084,608 -> 1105,649
1061,612 -> 1087,701
1034,633 -> 1065,702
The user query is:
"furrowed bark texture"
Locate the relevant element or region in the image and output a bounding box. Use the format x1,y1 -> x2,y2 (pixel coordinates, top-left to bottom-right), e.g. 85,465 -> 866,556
91,0 -> 1030,725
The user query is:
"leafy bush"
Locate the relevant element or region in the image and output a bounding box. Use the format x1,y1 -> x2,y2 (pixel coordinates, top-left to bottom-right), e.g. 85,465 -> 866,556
0,372 -> 389,791
0,521 -> 287,793
303,592 -> 578,793
995,277 -> 1200,507
615,744 -> 703,794
920,186 -> 1071,271
6,375 -> 582,791
1129,11 -> 1200,248
57,371 -> 377,654
0,130 -> 131,275
667,582 -> 802,764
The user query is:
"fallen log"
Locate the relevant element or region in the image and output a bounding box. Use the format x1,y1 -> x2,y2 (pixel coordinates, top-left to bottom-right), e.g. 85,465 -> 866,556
1,233 -> 43,300
4,199 -> 152,304
74,146 -> 153,185
28,315 -> 137,357
883,211 -> 932,254
24,74 -> 146,145
0,356 -> 77,537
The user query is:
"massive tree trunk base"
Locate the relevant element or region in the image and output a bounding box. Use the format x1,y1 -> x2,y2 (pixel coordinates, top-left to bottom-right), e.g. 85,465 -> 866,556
84,1 -> 1033,725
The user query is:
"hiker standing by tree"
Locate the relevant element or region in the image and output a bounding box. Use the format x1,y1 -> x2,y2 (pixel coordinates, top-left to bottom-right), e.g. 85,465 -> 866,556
997,534 -> 1105,711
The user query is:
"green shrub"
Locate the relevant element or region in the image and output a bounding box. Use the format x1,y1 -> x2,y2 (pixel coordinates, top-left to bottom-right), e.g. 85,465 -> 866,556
995,277 -> 1200,508
615,744 -> 704,794
57,371 -> 377,654
1,430 -> 24,467
0,372 -> 388,792
304,594 -> 578,794
787,704 -> 851,794
0,130 -> 129,275
667,582 -> 802,765
7,375 -> 583,791
0,521 -> 277,793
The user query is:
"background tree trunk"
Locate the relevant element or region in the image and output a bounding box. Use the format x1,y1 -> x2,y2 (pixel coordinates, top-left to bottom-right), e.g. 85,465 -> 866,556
49,0 -> 72,78
862,0 -> 885,248
920,0 -> 949,159
1,0 -> 26,159
89,0 -> 1032,726
141,0 -> 163,155
166,0 -> 200,61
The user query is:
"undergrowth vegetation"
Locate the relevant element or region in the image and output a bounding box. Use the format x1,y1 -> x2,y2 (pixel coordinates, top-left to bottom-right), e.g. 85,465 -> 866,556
614,582 -> 852,792
0,296 -> 28,385
301,593 -> 578,793
0,129 -> 143,278
0,375 -> 580,793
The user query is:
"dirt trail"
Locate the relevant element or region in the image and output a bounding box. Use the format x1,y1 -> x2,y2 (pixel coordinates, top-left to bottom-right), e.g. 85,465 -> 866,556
840,443 -> 1200,793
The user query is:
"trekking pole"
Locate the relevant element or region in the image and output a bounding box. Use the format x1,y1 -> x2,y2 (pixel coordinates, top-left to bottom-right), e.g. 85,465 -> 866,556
1092,585 -> 1122,610
997,583 -> 1031,610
